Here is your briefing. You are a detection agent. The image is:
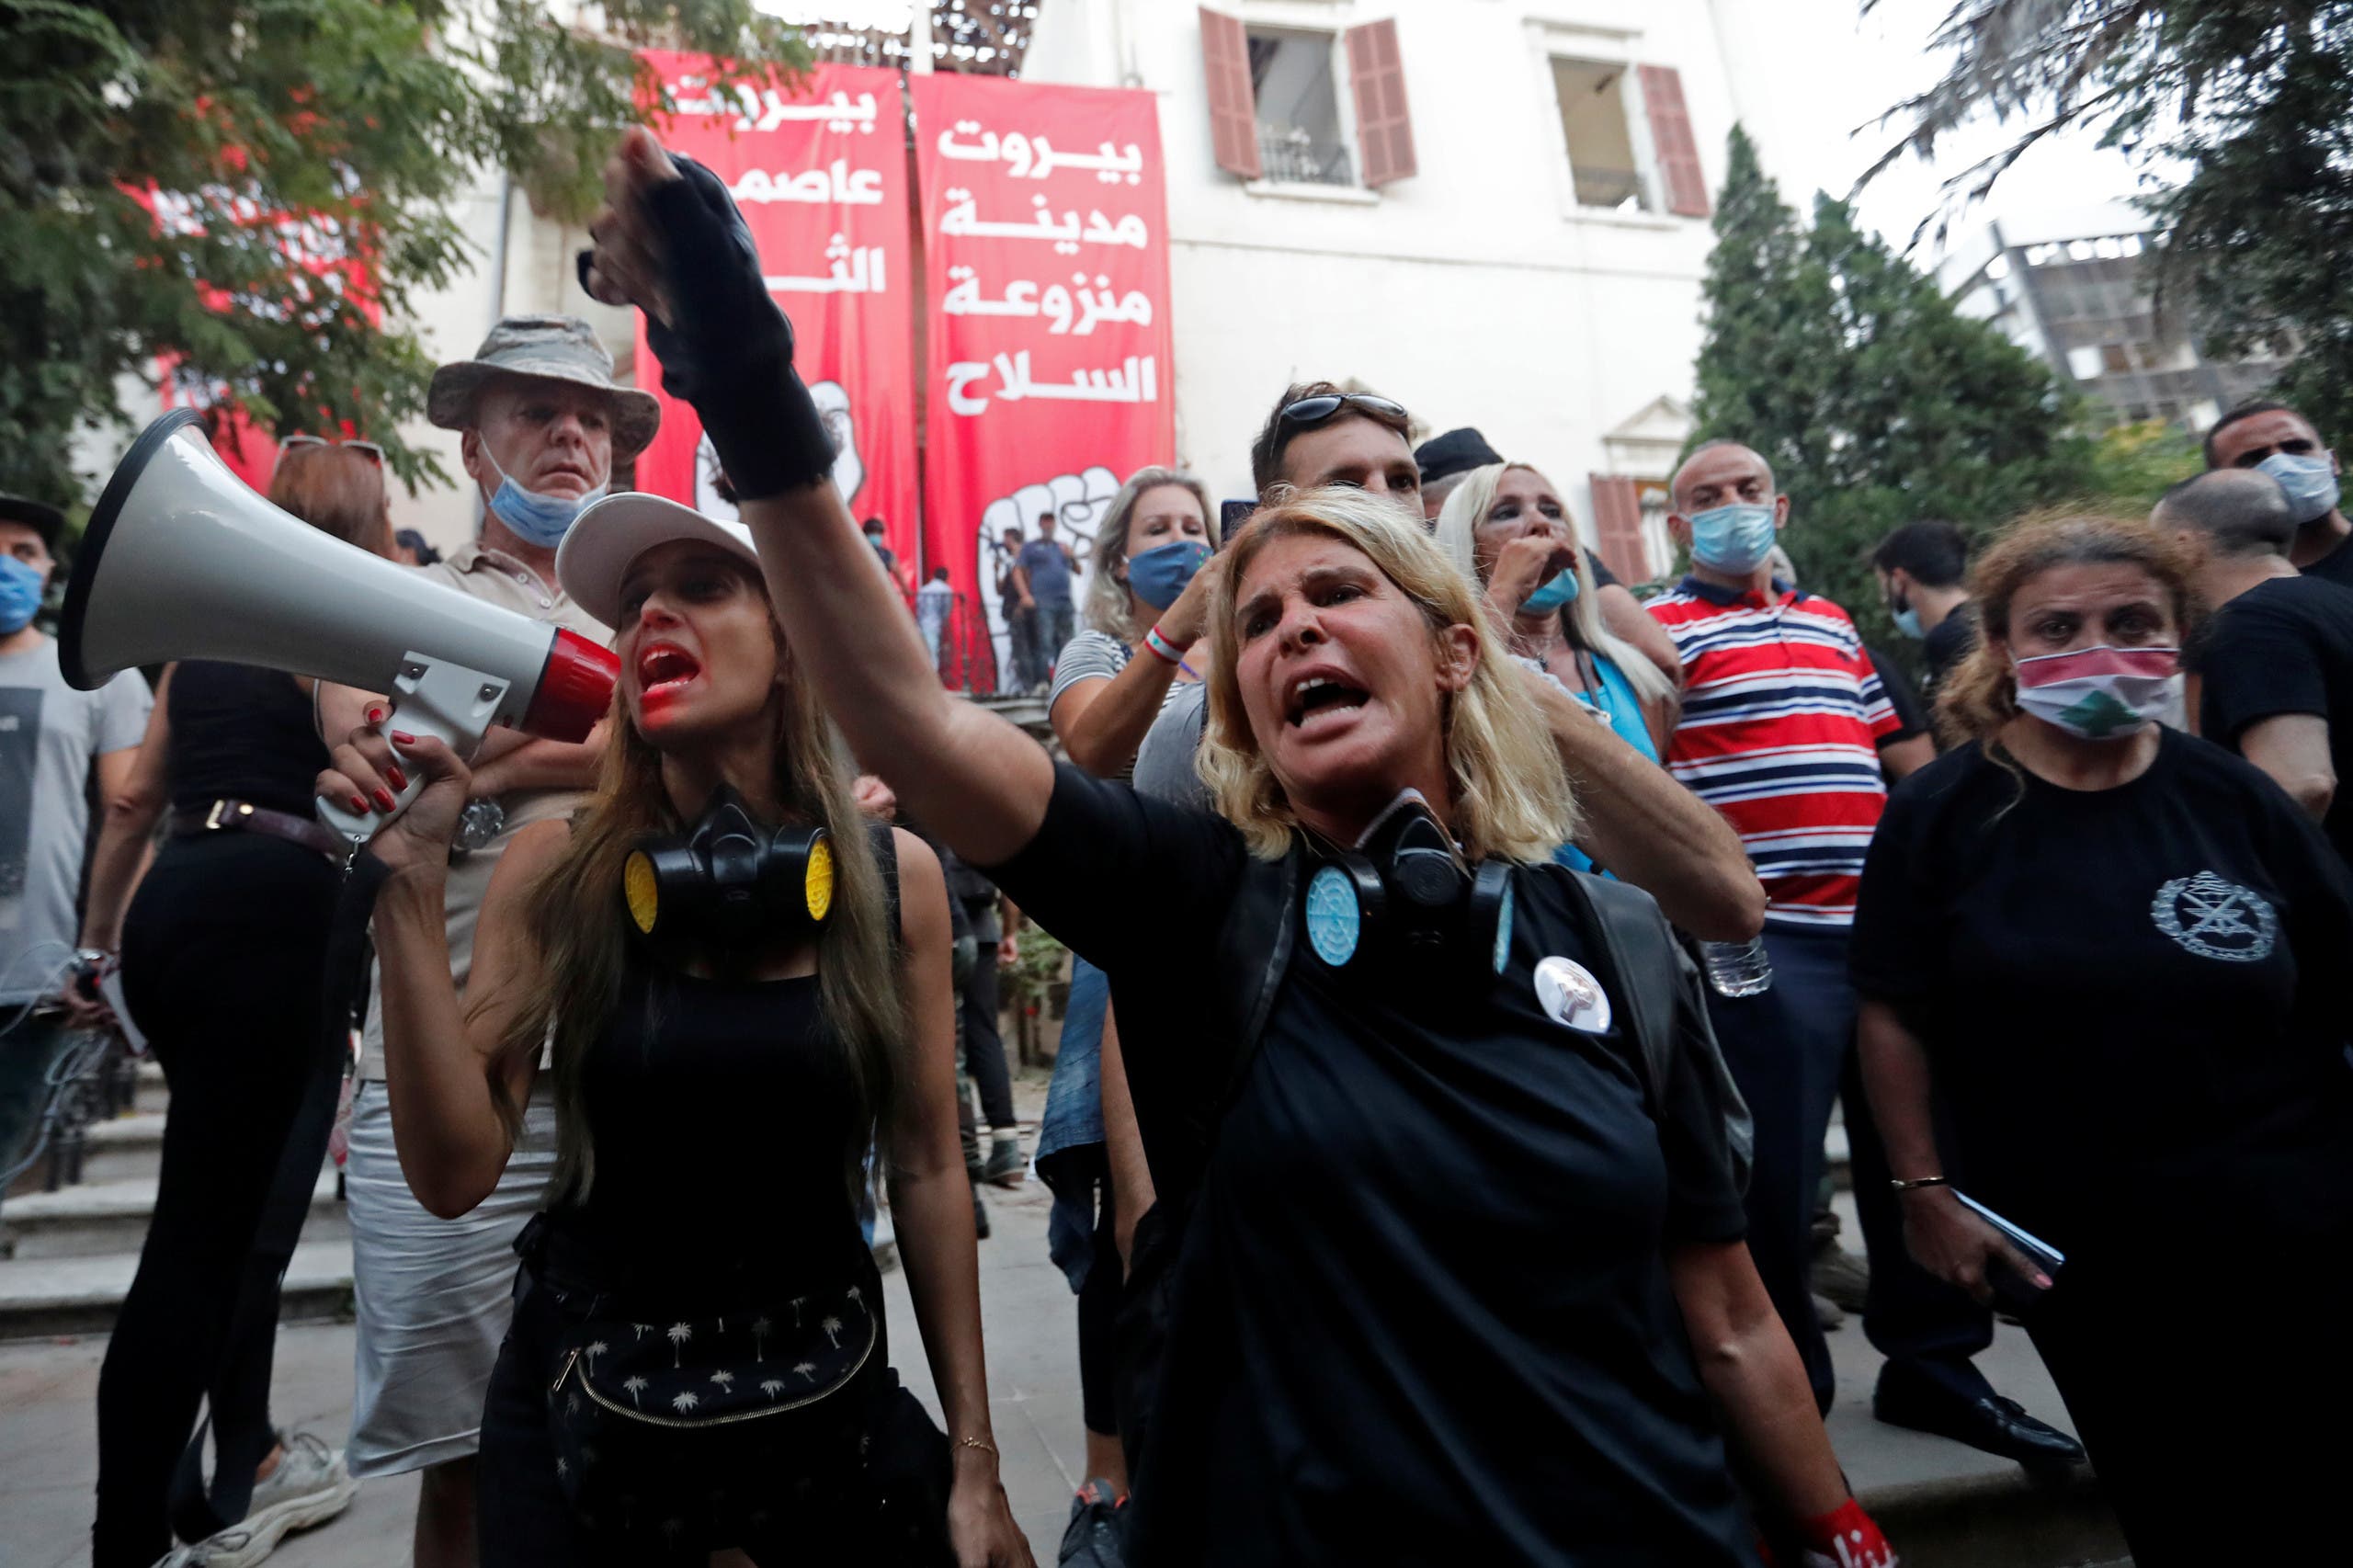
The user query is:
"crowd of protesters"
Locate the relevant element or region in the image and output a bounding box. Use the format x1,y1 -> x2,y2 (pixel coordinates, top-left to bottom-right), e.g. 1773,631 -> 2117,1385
1,120 -> 2349,1568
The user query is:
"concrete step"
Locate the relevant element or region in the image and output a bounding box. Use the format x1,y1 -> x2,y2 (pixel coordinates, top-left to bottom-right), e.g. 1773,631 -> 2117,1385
1,1169 -> 344,1260
67,1111 -> 169,1187
133,1059 -> 167,1115
1859,1466 -> 2124,1568
0,1238 -> 353,1341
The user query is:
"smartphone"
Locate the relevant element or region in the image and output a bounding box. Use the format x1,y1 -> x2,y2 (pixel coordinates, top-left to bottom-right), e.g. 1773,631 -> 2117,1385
1219,499 -> 1257,541
1954,1189 -> 2063,1312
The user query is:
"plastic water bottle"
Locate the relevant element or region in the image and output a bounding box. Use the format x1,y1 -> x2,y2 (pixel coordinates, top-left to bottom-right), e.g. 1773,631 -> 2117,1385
1700,937 -> 1773,998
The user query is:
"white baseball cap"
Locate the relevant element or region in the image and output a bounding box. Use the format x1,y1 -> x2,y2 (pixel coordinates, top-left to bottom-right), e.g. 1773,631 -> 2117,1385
556,493 -> 761,631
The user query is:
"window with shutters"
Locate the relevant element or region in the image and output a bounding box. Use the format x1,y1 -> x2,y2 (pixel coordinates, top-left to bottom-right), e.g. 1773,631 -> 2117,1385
1245,28 -> 1355,187
1552,59 -> 1652,213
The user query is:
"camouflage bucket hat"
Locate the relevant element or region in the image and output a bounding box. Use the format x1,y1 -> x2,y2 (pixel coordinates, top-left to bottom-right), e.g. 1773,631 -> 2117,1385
426,314 -> 662,458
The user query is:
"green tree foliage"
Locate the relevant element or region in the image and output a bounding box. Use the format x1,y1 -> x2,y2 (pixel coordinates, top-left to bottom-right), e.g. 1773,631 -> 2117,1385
1868,2 -> 2353,446
1688,128 -> 2090,649
0,0 -> 807,507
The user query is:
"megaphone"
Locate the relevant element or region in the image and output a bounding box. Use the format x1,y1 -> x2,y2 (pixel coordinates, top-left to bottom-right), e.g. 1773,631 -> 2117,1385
63,410 -> 617,845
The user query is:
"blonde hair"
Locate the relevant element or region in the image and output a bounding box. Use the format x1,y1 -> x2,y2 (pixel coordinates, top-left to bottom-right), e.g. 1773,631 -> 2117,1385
480,556 -> 907,1203
1083,466 -> 1218,647
1434,463 -> 1677,708
1198,486 -> 1579,861
1937,509 -> 2198,751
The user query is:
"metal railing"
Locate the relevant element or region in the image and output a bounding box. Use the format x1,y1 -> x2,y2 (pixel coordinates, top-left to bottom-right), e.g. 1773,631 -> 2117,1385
1,1020 -> 138,1214
1257,124 -> 1356,187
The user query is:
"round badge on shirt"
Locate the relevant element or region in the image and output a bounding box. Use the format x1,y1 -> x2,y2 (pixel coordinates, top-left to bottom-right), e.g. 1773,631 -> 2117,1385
1534,955 -> 1611,1034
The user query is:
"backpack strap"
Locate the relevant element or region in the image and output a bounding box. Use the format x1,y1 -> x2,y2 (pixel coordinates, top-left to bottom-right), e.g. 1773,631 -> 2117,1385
1211,841 -> 1303,1108
1553,867 -> 1755,1194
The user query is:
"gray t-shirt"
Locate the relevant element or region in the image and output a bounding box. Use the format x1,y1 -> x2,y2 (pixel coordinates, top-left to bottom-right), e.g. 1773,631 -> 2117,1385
0,638 -> 152,1002
1132,679 -> 1211,809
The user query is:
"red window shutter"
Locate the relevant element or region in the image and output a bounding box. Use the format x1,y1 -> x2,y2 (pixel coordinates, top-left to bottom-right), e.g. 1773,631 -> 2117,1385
1588,474 -> 1649,584
1344,18 -> 1416,188
1199,7 -> 1261,181
1638,65 -> 1710,218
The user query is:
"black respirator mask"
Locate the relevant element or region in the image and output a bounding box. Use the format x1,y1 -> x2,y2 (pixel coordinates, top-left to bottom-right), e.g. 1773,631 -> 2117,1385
622,787 -> 835,951
1301,791 -> 1515,988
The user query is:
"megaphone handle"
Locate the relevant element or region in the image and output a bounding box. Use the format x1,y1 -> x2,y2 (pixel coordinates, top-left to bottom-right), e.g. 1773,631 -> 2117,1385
317,657 -> 512,846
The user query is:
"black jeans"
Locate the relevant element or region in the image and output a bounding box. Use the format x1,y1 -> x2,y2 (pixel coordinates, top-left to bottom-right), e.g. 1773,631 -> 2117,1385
94,835 -> 342,1568
957,903 -> 1015,1131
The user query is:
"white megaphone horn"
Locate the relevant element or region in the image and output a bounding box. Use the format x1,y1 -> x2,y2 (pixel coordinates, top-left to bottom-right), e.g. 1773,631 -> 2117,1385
62,411 -> 617,845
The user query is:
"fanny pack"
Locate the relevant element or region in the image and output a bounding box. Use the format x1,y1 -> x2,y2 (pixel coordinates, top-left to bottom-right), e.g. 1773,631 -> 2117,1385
517,1215 -> 943,1554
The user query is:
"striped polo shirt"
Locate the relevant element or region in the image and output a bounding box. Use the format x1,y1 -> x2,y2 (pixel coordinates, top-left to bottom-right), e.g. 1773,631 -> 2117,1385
1648,576 -> 1899,928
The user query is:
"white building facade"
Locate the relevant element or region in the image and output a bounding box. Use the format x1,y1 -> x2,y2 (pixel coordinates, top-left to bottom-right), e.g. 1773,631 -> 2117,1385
1020,0 -> 1749,580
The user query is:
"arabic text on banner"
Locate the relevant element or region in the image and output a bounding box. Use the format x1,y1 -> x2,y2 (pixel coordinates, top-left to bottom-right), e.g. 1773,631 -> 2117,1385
911,73 -> 1176,691
632,57 -> 919,582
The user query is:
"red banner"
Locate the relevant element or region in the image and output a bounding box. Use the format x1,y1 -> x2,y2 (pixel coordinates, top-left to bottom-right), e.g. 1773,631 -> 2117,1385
912,74 -> 1175,690
635,58 -> 918,583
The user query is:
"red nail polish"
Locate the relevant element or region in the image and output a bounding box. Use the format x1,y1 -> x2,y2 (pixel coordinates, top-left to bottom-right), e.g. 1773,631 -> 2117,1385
385,767 -> 408,791
366,706 -> 385,725
374,789 -> 396,812
390,731 -> 415,745
350,795 -> 369,814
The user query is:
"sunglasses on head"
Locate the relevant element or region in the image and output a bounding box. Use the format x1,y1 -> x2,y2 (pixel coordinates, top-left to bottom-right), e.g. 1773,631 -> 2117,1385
274,434 -> 384,473
1278,393 -> 1410,431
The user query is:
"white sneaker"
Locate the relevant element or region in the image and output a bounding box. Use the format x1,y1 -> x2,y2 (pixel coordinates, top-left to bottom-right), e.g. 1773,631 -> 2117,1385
152,1432 -> 358,1568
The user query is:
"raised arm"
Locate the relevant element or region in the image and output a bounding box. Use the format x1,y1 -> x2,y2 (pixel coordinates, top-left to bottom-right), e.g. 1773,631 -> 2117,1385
1527,675 -> 1765,941
319,725 -> 545,1218
1053,573 -> 1214,778
581,130 -> 1052,869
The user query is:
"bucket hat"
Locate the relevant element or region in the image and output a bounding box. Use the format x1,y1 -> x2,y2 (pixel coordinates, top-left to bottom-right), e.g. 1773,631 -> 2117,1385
427,315 -> 662,458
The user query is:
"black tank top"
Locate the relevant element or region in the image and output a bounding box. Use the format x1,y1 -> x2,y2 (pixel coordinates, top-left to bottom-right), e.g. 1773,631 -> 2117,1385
553,963 -> 874,1302
166,661 -> 329,817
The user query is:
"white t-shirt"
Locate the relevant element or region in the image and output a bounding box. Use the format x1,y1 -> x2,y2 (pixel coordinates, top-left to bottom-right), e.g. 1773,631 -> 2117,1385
0,638 -> 152,1002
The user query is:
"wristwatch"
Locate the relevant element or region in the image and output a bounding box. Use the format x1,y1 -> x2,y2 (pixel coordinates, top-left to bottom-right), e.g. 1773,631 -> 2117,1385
450,798 -> 507,859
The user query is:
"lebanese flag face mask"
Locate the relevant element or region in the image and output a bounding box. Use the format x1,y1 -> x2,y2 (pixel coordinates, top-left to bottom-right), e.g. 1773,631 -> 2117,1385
2012,644 -> 2181,741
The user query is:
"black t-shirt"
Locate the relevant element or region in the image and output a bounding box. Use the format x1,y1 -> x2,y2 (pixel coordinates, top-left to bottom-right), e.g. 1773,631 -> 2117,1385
1868,646 -> 1929,742
1920,603 -> 1979,696
988,766 -> 1753,1566
2194,574 -> 2353,869
2301,528 -> 2353,594
1850,732 -> 2353,1254
1585,548 -> 1620,590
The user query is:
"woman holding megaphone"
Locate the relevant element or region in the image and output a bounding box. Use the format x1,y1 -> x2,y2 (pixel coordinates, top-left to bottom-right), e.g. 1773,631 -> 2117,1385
575,129 -> 1892,1566
319,499 -> 1033,1566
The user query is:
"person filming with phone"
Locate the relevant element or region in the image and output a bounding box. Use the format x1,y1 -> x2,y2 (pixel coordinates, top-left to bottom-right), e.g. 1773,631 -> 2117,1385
1850,512 -> 2353,1567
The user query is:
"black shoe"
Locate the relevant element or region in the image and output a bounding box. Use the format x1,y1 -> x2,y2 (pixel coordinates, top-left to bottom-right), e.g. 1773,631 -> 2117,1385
1059,1478 -> 1127,1567
972,1189 -> 992,1240
1873,1369 -> 2084,1469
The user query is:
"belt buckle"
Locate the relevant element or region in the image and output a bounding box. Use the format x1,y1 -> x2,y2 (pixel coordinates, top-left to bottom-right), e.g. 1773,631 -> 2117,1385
204,799 -> 229,830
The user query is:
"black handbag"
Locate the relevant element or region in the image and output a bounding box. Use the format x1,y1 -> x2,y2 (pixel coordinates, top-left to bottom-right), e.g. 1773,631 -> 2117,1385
519,1219 -> 949,1560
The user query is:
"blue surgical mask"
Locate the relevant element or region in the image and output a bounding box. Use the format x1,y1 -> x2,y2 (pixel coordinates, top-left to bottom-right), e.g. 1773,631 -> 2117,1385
1520,568 -> 1581,613
2258,451 -> 2342,526
1889,594 -> 1924,640
1688,502 -> 1779,575
1126,539 -> 1211,611
483,451 -> 606,548
0,555 -> 45,635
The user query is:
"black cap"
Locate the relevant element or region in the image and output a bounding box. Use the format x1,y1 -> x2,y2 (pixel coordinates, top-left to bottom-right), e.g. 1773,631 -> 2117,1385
0,494 -> 65,550
1415,427 -> 1504,484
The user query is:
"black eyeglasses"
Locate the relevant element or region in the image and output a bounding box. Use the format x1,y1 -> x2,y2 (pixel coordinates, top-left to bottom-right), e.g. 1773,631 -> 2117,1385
274,434 -> 384,474
1278,393 -> 1410,431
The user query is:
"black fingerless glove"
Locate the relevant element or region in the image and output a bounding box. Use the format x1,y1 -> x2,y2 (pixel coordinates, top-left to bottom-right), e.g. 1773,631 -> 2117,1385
582,153 -> 835,501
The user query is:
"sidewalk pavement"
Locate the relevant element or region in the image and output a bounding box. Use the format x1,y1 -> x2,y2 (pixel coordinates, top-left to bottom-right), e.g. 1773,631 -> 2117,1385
0,1149 -> 2109,1566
